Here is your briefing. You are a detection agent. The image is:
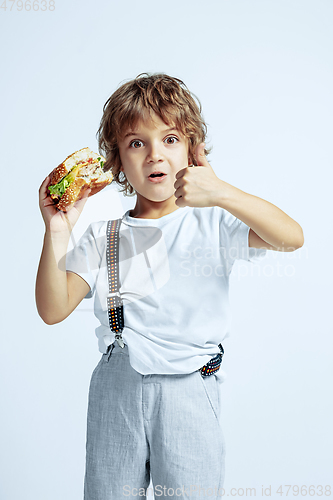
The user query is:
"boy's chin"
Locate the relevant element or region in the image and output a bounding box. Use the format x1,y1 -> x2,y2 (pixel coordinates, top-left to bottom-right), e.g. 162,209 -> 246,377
136,191 -> 176,205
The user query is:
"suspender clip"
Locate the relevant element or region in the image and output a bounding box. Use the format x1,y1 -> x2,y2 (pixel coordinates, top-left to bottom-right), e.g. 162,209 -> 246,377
107,292 -> 121,298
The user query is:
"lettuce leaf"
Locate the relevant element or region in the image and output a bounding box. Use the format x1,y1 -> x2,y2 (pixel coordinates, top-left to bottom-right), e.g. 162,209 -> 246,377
48,165 -> 79,198
48,177 -> 70,197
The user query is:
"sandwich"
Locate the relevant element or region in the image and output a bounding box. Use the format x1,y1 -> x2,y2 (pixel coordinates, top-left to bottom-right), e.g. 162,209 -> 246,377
48,147 -> 113,212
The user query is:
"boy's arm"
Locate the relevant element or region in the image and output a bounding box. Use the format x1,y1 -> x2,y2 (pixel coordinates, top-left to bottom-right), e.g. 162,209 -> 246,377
35,176 -> 91,324
35,231 -> 90,324
213,183 -> 304,252
175,144 -> 304,252
248,228 -> 277,251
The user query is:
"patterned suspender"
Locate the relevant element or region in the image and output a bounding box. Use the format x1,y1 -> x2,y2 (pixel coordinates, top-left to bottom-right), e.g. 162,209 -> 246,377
200,343 -> 224,377
106,218 -> 125,348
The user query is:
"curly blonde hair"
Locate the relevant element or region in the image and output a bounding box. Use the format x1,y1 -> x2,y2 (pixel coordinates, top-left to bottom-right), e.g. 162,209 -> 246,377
96,73 -> 210,196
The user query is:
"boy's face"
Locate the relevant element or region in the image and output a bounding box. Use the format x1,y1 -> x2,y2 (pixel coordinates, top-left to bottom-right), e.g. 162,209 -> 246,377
118,112 -> 191,213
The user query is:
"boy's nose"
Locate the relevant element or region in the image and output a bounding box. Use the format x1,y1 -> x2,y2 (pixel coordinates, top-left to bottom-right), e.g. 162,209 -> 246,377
146,143 -> 164,163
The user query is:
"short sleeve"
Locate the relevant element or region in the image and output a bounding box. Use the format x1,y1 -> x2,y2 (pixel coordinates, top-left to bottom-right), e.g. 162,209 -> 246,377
66,223 -> 103,299
219,208 -> 267,271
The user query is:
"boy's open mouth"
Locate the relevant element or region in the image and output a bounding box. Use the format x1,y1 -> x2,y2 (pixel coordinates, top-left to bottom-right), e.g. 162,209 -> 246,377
148,171 -> 167,183
149,172 -> 166,178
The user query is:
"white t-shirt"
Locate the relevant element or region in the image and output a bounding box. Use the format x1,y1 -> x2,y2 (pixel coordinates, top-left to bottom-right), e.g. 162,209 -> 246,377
66,206 -> 266,380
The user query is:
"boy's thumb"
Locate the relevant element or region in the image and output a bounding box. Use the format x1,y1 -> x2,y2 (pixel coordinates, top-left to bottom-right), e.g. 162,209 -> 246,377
195,143 -> 208,166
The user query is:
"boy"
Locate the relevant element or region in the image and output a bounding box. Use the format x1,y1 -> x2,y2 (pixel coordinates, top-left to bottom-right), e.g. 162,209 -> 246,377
36,73 -> 304,499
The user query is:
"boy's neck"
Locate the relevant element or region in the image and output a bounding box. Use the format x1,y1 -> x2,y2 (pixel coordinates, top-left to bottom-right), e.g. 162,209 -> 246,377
129,197 -> 180,219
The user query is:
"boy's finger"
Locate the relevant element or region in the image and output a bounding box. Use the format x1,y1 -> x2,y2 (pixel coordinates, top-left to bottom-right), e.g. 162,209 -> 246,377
82,187 -> 92,199
39,175 -> 50,192
73,188 -> 91,209
175,167 -> 186,180
195,143 -> 209,167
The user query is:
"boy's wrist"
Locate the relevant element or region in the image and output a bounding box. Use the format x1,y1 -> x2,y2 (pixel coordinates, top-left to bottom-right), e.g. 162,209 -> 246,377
44,227 -> 71,244
211,179 -> 244,210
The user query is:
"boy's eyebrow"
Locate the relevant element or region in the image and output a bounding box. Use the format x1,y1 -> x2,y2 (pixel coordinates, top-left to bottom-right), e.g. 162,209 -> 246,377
123,127 -> 179,139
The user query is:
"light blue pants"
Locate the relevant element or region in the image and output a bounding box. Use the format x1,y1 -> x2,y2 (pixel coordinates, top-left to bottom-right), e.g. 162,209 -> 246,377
84,342 -> 226,499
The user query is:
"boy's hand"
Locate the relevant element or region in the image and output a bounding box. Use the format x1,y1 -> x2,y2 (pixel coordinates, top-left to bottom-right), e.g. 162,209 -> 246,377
39,175 -> 90,234
174,143 -> 223,208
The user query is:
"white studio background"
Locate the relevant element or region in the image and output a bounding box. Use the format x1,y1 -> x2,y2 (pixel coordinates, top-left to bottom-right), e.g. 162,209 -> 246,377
1,1 -> 332,499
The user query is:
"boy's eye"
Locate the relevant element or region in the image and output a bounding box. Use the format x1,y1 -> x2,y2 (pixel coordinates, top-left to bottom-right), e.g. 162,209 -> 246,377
164,136 -> 178,145
130,140 -> 144,148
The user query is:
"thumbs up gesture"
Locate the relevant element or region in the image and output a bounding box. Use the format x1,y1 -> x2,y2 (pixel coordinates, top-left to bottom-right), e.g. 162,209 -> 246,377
174,143 -> 223,208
